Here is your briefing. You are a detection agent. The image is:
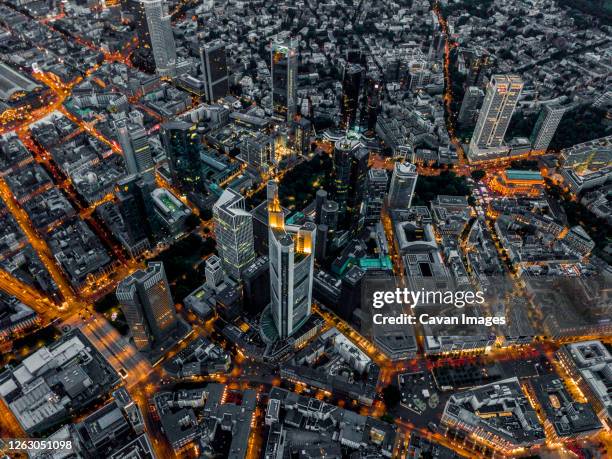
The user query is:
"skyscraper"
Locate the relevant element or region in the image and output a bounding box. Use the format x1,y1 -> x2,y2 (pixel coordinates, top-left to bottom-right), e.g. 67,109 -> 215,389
530,105 -> 567,152
200,40 -> 229,103
364,168 -> 388,226
205,254 -> 224,290
267,181 -> 316,340
457,86 -> 484,128
468,75 -> 523,161
116,261 -> 177,351
361,78 -> 381,137
115,118 -> 154,175
213,188 -> 256,280
340,63 -> 363,131
388,162 -> 418,209
160,120 -> 202,192
464,47 -> 494,88
116,174 -> 157,250
271,36 -> 298,122
142,0 -> 176,76
332,136 -> 369,230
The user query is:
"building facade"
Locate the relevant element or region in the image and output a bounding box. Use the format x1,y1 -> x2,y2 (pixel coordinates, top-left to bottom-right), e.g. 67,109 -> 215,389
468,75 -> 523,161
213,188 -> 256,280
116,261 -> 177,351
267,181 -> 316,339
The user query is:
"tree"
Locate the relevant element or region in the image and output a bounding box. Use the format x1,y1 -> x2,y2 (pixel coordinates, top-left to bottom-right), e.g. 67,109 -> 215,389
382,385 -> 402,409
471,169 -> 486,182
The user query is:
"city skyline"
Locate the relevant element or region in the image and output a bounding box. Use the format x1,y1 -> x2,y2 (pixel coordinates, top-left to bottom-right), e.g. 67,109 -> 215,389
0,0 -> 610,457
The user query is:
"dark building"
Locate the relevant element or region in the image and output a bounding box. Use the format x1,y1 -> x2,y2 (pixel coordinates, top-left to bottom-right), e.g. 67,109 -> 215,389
339,265 -> 366,322
116,174 -> 158,245
216,285 -> 242,321
200,40 -> 229,103
321,200 -> 339,231
116,262 -> 178,351
464,48 -> 494,88
314,189 -> 328,225
315,224 -> 329,262
340,64 -> 363,131
291,117 -> 312,155
271,36 -> 298,121
361,78 -> 382,136
250,199 -> 291,255
332,137 -> 369,231
160,120 -> 202,192
242,256 -> 270,315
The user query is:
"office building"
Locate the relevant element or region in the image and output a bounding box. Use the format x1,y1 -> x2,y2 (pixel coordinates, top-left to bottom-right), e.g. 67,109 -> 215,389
271,35 -> 298,121
115,117 -> 154,175
160,120 -> 202,192
116,174 -> 157,248
388,162 -> 418,209
200,40 -> 229,103
441,378 -> 545,454
457,86 -> 484,128
468,75 -> 523,161
292,117 -> 311,155
557,341 -> 612,428
205,255 -> 224,290
242,132 -> 274,170
464,47 -> 494,87
142,0 -> 176,76
361,78 -> 381,136
340,63 -> 363,131
364,168 -> 388,226
266,181 -> 316,340
242,256 -> 270,315
530,104 -> 567,152
116,262 -> 178,351
151,187 -> 191,237
332,136 -> 369,230
321,199 -> 340,231
213,188 -> 256,280
314,189 -> 328,225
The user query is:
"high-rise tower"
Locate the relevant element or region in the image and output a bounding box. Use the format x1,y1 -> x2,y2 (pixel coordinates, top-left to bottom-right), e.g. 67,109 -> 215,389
271,36 -> 298,122
468,75 -> 523,161
160,120 -> 202,192
115,118 -> 154,175
267,181 -> 316,340
530,105 -> 567,152
388,162 -> 418,209
332,136 -> 369,230
200,40 -> 229,103
340,63 -> 363,131
116,261 -> 177,351
213,189 -> 256,280
142,0 -> 176,76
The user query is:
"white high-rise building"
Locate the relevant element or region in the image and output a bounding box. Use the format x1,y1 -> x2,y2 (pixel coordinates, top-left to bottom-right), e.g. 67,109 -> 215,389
468,75 -> 523,161
267,181 -> 316,340
388,162 -> 418,209
143,0 -> 177,76
213,189 -> 256,280
115,117 -> 154,175
531,104 -> 567,152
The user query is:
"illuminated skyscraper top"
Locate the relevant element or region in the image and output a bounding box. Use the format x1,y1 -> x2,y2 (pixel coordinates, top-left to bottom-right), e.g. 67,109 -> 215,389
271,35 -> 298,122
266,181 -> 316,340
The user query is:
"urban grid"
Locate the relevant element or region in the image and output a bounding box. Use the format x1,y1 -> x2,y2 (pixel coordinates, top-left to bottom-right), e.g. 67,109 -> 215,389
0,0 -> 609,457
